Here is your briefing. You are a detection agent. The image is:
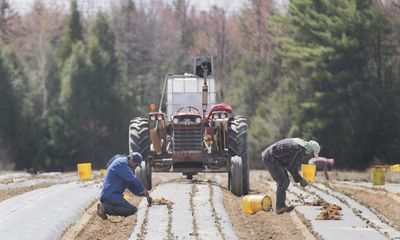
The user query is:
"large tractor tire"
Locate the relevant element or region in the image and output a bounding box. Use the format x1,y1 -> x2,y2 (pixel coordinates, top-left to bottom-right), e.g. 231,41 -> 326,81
129,117 -> 152,190
129,117 -> 150,157
228,116 -> 249,195
229,156 -> 243,196
135,161 -> 152,190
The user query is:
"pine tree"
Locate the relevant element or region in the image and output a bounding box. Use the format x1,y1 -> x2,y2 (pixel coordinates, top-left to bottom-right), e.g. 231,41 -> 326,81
58,13 -> 128,167
86,13 -> 128,164
281,0 -> 399,168
0,50 -> 19,167
59,0 -> 83,66
53,41 -> 90,170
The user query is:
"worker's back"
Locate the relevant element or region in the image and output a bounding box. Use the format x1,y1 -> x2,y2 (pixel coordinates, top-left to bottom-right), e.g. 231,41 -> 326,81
262,138 -> 300,164
100,155 -> 145,204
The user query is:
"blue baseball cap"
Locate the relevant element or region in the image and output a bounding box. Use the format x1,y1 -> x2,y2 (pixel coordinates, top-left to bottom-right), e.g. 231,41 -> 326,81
130,152 -> 143,168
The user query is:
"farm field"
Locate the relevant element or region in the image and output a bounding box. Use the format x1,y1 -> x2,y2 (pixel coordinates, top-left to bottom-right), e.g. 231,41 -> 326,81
0,170 -> 399,239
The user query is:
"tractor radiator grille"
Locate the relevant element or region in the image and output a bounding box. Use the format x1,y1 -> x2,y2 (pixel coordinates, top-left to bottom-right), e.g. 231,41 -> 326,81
173,128 -> 203,151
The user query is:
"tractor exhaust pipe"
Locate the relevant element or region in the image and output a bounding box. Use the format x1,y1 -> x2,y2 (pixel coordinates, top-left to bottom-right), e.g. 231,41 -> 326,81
202,66 -> 208,119
195,56 -> 212,119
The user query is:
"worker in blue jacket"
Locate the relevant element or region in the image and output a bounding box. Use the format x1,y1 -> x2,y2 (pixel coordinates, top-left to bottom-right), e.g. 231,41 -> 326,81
97,152 -> 152,220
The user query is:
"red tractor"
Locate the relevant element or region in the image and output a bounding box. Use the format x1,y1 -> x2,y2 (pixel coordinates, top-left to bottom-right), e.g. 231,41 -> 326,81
129,56 -> 249,196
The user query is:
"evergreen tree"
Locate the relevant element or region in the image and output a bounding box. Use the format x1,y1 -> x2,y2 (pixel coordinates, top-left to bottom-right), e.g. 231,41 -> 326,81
0,47 -> 38,170
43,0 -> 84,170
0,51 -> 18,159
85,12 -> 127,165
56,41 -> 90,169
58,13 -> 128,168
281,0 -> 399,168
59,0 -> 83,66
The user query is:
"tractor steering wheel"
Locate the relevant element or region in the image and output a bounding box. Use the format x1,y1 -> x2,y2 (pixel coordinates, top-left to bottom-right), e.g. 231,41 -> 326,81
176,106 -> 200,113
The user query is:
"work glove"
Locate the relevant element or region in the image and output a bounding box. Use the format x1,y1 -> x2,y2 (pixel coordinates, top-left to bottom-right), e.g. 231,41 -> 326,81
146,196 -> 153,206
300,179 -> 308,188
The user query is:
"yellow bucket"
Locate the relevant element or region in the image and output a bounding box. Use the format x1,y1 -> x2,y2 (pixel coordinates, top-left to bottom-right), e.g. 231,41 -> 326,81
301,164 -> 316,182
242,194 -> 272,214
77,163 -> 92,181
100,169 -> 107,177
371,166 -> 385,185
390,164 -> 400,172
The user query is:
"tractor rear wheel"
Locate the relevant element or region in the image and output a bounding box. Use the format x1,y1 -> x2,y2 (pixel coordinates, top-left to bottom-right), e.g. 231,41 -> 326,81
129,117 -> 152,190
228,116 -> 249,195
229,156 -> 243,196
129,118 -> 150,157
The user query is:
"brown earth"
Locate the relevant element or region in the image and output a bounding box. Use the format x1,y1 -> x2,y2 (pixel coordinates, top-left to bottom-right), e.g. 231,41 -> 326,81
71,192 -> 142,240
0,183 -> 54,202
66,173 -> 178,240
65,171 -> 313,240
222,181 -> 309,240
331,183 -> 400,229
4,169 -> 400,239
320,170 -> 400,183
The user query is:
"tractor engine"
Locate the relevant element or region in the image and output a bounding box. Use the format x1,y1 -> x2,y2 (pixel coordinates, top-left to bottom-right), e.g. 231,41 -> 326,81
171,111 -> 203,170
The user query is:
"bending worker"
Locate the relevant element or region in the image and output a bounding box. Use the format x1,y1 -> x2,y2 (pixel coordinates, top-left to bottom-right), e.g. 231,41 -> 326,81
97,152 -> 152,220
261,138 -> 320,214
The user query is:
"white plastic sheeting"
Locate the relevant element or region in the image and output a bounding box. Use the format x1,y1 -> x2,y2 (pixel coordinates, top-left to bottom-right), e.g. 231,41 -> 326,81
0,172 -> 78,191
211,185 -> 238,240
315,183 -> 400,239
145,205 -> 169,240
194,184 -> 223,240
0,182 -> 100,239
0,174 -> 77,191
267,181 -> 390,240
129,182 -> 238,240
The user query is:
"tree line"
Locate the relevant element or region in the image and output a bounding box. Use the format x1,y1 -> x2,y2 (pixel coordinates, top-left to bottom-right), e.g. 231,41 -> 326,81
0,0 -> 399,171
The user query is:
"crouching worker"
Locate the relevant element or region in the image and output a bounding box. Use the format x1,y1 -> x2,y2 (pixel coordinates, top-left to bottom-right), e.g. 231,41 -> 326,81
97,152 -> 152,220
261,138 -> 320,215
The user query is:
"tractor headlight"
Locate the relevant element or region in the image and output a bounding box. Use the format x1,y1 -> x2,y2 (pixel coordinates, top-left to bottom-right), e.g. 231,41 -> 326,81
150,115 -> 156,121
157,115 -> 163,120
213,114 -> 219,119
220,113 -> 226,119
195,117 -> 201,124
173,117 -> 179,124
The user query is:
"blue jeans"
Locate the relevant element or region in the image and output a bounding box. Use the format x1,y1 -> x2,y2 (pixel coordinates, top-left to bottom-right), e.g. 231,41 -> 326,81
262,157 -> 290,209
101,199 -> 137,217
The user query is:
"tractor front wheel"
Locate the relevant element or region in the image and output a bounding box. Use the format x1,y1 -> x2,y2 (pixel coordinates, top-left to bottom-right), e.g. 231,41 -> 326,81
229,156 -> 243,196
228,116 -> 249,195
135,161 -> 152,190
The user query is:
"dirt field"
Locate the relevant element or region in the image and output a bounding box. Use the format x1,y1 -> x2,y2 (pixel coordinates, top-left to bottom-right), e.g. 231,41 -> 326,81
62,171 -> 312,240
222,171 -> 310,240
323,170 -> 400,183
3,169 -> 400,239
65,173 -> 180,240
